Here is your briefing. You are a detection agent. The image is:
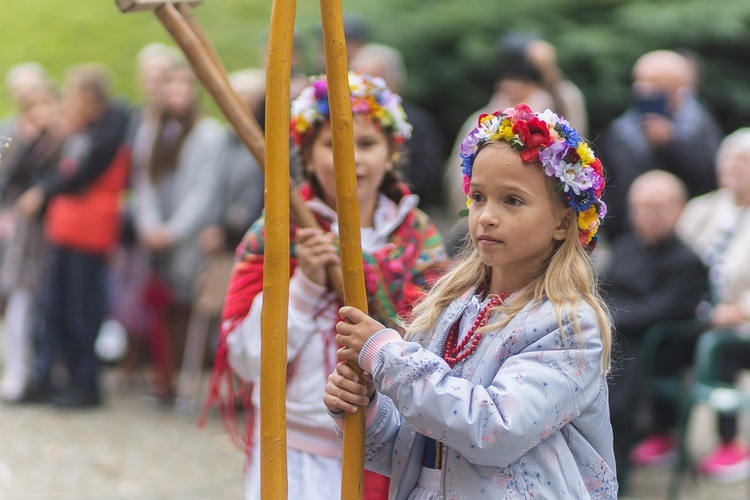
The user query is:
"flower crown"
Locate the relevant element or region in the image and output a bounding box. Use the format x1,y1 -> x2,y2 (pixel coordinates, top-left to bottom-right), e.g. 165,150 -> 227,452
290,71 -> 412,146
459,104 -> 607,250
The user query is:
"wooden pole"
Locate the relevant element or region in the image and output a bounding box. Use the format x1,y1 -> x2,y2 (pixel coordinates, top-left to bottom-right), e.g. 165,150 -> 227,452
319,1 -> 366,498
259,0 -> 296,496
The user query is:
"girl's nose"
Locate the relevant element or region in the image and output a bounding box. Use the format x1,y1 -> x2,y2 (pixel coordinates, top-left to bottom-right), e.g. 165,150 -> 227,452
478,203 -> 499,226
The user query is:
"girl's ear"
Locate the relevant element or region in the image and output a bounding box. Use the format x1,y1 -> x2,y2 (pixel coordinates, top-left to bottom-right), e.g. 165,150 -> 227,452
552,208 -> 573,242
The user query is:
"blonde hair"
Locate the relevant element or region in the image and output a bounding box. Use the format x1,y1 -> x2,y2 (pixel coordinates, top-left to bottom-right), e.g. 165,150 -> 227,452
403,174 -> 612,373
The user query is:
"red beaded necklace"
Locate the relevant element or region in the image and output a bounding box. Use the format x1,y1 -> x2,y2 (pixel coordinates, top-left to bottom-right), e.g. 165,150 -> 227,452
443,292 -> 511,368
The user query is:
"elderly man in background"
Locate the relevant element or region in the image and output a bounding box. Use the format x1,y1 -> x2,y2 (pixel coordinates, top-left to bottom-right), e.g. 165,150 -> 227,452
603,170 -> 709,494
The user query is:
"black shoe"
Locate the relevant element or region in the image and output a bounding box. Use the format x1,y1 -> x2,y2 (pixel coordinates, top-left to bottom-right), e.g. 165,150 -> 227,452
50,385 -> 101,409
18,380 -> 54,404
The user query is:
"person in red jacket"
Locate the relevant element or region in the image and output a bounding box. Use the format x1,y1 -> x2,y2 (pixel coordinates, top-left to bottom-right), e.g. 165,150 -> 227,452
16,62 -> 130,408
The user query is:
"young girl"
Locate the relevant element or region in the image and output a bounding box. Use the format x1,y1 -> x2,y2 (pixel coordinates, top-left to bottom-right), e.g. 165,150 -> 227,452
206,72 -> 448,500
325,104 -> 617,498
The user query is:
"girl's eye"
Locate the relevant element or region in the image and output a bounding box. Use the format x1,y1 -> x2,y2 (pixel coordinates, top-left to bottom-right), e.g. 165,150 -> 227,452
470,192 -> 485,203
356,139 -> 377,148
506,196 -> 523,206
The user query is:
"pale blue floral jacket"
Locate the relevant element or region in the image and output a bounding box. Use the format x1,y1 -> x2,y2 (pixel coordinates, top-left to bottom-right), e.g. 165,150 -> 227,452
332,288 -> 617,499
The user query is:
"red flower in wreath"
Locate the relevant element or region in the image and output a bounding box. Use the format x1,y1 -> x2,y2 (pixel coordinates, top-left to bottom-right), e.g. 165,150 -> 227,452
513,117 -> 553,162
589,158 -> 605,196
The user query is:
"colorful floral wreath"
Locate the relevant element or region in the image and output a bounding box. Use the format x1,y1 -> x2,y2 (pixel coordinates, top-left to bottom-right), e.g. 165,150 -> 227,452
290,71 -> 412,146
459,104 -> 607,250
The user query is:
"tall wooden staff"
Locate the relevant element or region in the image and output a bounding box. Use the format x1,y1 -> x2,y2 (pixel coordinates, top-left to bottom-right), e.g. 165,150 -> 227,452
261,0 -> 296,496
319,1 -> 367,498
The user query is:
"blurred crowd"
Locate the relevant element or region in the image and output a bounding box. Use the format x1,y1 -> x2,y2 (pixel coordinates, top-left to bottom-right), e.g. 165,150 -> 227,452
1,14 -> 750,497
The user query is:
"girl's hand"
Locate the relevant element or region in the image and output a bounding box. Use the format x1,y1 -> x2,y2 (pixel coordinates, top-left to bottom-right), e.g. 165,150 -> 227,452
324,361 -> 374,414
294,227 -> 339,287
336,306 -> 386,362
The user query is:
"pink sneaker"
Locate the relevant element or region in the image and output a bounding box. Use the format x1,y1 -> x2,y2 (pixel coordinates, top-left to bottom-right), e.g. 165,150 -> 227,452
631,434 -> 677,466
699,442 -> 750,482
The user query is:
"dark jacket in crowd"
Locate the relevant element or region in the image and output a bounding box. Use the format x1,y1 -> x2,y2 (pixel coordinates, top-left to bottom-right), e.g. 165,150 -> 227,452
603,233 -> 709,340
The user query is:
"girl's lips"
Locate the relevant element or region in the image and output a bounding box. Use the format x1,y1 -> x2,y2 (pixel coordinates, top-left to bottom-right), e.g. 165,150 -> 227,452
478,235 -> 501,244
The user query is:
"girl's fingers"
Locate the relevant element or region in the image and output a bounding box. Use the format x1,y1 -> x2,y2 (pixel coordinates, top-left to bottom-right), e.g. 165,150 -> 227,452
335,360 -> 358,380
324,367 -> 369,413
336,345 -> 359,361
338,306 -> 368,324
333,367 -> 366,395
294,227 -> 323,244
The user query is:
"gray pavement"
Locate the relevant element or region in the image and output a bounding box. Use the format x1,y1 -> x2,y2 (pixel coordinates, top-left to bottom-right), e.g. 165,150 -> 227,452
1,369 -> 748,499
0,369 -> 245,499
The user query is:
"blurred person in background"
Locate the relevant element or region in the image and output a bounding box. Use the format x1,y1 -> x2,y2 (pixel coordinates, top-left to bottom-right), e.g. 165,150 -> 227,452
602,170 -> 708,493
191,68 -> 266,361
0,62 -> 51,136
0,63 -> 55,272
131,61 -> 225,405
676,128 -> 750,482
524,38 -> 588,137
107,42 -> 184,389
350,43 -> 447,211
16,62 -> 131,408
599,49 -> 723,239
130,43 -> 184,173
0,71 -> 62,402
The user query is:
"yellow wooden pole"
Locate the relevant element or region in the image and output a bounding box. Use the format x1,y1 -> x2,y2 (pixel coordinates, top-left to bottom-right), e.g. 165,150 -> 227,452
319,1 -> 366,499
260,0 -> 296,497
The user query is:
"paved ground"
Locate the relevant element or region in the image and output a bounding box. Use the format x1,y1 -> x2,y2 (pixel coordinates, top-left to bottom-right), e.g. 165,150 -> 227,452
0,369 -> 245,500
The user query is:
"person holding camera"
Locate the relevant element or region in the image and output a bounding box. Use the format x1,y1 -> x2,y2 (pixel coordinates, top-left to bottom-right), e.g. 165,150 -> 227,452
598,49 -> 723,240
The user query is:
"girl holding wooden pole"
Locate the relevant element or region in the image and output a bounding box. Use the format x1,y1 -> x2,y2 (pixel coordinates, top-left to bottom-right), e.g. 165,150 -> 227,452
208,72 -> 449,499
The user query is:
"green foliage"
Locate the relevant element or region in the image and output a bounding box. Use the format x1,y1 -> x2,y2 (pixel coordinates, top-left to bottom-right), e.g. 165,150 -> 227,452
2,0 -> 750,146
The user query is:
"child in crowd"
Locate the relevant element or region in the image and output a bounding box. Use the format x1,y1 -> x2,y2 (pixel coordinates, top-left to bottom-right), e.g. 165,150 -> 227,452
206,72 -> 449,500
325,104 -> 617,498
